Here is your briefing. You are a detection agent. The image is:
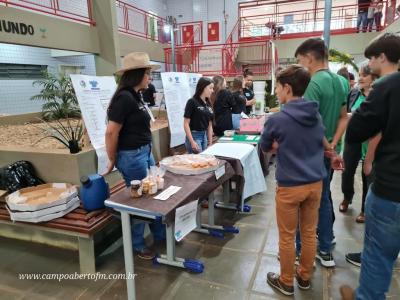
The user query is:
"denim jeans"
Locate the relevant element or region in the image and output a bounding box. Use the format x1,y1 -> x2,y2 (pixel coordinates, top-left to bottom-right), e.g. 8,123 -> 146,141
232,113 -> 241,130
116,144 -> 165,251
185,130 -> 207,154
296,158 -> 332,253
357,11 -> 368,32
356,187 -> 400,300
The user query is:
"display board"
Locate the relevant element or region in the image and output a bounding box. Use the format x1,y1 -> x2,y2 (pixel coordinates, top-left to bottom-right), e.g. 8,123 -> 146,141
70,74 -> 117,174
161,72 -> 202,147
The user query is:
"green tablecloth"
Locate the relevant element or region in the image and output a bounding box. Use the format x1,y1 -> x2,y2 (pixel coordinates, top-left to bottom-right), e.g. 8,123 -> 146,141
218,134 -> 261,145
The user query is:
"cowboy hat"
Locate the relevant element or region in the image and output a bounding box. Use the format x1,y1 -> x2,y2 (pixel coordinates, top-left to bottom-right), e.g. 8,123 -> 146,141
115,52 -> 160,76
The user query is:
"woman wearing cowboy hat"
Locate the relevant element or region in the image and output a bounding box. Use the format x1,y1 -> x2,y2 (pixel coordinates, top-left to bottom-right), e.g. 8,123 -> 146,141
105,52 -> 165,259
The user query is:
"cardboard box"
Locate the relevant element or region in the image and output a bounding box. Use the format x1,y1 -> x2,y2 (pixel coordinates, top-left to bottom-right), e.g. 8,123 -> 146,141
239,116 -> 266,134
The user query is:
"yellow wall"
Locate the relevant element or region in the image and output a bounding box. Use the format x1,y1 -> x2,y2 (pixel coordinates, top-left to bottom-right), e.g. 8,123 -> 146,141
0,6 -> 100,53
274,32 -> 379,59
0,6 -> 166,62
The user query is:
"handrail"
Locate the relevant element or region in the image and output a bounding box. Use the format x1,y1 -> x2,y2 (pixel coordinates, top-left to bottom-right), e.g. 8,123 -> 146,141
0,0 -> 95,25
239,0 -> 392,39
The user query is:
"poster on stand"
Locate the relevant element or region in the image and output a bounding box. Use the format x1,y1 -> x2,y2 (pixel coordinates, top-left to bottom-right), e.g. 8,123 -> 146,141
70,74 -> 117,174
161,72 -> 202,147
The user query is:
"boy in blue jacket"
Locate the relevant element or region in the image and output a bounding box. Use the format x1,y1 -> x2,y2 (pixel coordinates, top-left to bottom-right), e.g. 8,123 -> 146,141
261,65 -> 336,296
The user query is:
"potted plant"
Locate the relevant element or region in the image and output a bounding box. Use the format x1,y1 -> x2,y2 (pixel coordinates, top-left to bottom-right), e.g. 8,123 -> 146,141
34,118 -> 84,154
31,72 -> 81,120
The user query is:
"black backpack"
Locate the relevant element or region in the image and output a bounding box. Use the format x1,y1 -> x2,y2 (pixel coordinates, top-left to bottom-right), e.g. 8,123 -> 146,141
0,161 -> 45,193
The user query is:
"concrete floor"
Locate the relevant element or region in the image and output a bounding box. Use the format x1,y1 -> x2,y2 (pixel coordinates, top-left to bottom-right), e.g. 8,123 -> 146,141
1,166 -> 400,300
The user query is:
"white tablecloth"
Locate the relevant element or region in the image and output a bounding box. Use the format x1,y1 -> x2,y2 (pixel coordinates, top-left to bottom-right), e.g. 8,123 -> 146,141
203,143 -> 267,200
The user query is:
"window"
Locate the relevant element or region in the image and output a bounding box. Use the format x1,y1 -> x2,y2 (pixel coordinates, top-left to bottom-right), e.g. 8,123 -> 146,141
0,63 -> 47,79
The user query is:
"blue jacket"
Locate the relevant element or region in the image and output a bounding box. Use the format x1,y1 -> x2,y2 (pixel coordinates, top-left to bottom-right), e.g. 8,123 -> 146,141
261,98 -> 326,186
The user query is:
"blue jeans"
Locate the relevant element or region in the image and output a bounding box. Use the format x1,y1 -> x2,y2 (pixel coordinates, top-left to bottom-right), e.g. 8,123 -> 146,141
116,144 -> 165,251
185,130 -> 207,153
232,113 -> 241,130
357,11 -> 368,31
296,158 -> 332,253
356,187 -> 400,300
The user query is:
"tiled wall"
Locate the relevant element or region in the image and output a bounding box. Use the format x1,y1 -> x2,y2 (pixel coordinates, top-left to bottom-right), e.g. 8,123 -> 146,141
0,43 -> 96,115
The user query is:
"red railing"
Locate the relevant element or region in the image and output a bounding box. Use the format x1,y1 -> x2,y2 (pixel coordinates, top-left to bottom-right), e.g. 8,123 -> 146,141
116,0 -> 169,43
165,40 -> 275,77
0,0 -> 94,25
239,0 -> 393,40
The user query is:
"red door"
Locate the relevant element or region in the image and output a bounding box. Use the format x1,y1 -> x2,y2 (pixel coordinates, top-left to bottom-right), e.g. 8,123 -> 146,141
182,25 -> 194,44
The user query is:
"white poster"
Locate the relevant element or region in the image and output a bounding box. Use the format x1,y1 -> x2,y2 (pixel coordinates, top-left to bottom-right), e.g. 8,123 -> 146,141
70,74 -> 117,174
161,72 -> 202,147
174,200 -> 198,242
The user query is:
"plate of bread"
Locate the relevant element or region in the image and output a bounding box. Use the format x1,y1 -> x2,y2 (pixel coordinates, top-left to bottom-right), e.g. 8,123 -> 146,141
160,154 -> 220,175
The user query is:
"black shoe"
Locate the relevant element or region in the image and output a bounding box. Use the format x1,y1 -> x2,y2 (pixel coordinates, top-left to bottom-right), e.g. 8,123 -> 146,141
266,272 -> 294,296
345,252 -> 361,267
295,270 -> 311,290
316,250 -> 335,267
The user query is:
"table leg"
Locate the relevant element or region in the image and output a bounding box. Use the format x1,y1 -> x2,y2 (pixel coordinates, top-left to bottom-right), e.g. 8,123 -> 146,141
156,222 -> 204,273
121,212 -> 136,300
215,180 -> 238,211
194,192 -> 239,236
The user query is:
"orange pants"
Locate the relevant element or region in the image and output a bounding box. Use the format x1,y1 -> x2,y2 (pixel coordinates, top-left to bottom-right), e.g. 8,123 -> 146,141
276,181 -> 322,286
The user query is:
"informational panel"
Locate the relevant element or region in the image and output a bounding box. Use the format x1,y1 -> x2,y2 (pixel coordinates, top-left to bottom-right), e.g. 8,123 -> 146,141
161,72 -> 202,147
70,74 -> 117,174
208,22 -> 219,42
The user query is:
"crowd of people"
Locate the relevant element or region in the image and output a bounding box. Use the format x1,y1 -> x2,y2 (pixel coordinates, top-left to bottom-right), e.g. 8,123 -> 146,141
102,31 -> 400,299
260,34 -> 400,300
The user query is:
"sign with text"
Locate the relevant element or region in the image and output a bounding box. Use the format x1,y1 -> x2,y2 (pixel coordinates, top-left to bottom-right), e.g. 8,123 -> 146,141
174,200 -> 198,242
70,74 -> 117,174
161,72 -> 202,147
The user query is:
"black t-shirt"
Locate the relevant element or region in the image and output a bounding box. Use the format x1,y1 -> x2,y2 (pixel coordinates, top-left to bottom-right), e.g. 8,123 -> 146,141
142,83 -> 156,106
107,88 -> 152,150
232,91 -> 247,114
214,89 -> 234,136
184,97 -> 214,131
243,87 -> 254,115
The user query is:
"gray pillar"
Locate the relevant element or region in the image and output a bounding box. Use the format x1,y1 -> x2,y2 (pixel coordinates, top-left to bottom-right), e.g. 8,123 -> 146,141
323,0 -> 332,48
92,0 -> 121,76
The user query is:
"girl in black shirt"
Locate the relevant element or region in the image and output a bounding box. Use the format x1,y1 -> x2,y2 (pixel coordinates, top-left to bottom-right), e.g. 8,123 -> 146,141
231,75 -> 247,129
243,69 -> 257,115
212,75 -> 235,136
183,77 -> 214,153
105,52 -> 164,260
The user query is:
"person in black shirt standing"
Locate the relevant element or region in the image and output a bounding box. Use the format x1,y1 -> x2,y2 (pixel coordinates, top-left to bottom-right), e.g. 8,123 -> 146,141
105,52 -> 164,260
340,33 -> 400,300
243,69 -> 256,115
212,75 -> 235,136
231,75 -> 247,129
142,77 -> 156,106
184,77 -> 214,153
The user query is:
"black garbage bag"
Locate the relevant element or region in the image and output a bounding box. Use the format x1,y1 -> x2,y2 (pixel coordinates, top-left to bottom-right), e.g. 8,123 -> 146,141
2,161 -> 45,193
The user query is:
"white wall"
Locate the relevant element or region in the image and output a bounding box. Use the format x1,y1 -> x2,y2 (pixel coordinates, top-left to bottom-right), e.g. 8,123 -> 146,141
128,0 -> 168,17
0,43 -> 96,115
166,0 -> 241,43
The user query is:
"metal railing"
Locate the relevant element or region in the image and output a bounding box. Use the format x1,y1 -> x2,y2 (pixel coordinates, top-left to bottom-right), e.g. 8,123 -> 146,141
0,0 -> 94,25
116,0 -> 168,43
239,0 -> 393,40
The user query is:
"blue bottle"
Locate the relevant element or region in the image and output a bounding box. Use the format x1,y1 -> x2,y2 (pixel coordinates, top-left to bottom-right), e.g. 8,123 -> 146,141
80,174 -> 110,211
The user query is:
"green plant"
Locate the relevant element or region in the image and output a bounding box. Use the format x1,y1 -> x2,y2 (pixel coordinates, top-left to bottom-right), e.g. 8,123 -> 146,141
264,80 -> 278,109
329,49 -> 359,72
34,118 -> 84,154
31,72 -> 81,120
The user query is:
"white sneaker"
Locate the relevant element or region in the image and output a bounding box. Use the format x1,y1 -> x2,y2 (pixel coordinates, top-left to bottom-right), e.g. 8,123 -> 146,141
316,250 -> 336,268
